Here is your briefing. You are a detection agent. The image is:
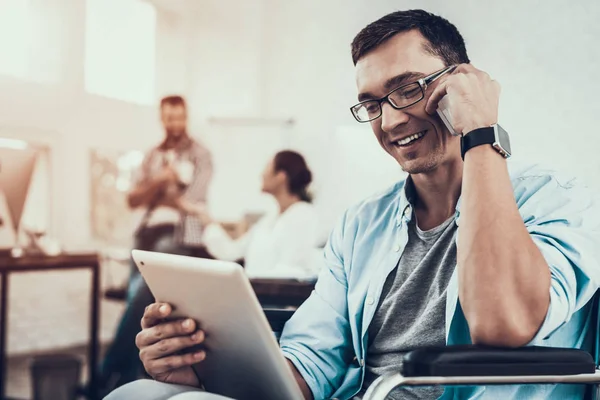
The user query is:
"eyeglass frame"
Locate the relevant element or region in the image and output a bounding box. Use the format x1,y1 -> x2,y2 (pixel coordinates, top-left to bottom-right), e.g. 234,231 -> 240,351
349,65 -> 457,123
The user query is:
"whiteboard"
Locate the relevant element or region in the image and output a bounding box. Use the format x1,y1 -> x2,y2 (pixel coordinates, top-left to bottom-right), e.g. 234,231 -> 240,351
203,120 -> 292,220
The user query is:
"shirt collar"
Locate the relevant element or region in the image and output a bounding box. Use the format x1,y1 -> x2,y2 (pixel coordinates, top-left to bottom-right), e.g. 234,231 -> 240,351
396,175 -> 416,227
158,134 -> 192,152
396,175 -> 463,227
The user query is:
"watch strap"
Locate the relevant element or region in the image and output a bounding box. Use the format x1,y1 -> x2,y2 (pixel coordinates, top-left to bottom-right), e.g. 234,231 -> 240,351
460,127 -> 495,160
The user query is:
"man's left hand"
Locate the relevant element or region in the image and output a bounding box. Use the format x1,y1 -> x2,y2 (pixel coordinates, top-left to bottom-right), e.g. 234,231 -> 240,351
425,64 -> 501,135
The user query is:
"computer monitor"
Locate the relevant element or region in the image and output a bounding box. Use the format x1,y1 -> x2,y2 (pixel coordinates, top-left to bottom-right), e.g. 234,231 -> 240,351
0,144 -> 38,250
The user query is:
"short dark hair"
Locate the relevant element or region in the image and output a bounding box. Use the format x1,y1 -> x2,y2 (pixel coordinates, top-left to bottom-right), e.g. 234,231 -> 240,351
351,9 -> 470,66
273,150 -> 313,203
160,95 -> 186,109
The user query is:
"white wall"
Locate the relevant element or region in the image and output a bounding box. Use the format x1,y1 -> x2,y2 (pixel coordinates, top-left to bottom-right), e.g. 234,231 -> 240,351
1,0 -> 191,356
186,0 -> 266,121
440,0 -> 600,182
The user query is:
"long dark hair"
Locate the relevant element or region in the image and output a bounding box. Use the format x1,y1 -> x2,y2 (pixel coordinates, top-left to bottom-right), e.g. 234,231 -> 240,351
273,150 -> 313,203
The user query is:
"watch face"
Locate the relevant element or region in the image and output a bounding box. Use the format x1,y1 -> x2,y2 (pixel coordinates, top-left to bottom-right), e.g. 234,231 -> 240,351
494,125 -> 511,158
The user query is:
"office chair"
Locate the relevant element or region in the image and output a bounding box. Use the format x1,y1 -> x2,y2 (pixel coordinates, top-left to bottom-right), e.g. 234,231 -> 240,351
264,291 -> 600,400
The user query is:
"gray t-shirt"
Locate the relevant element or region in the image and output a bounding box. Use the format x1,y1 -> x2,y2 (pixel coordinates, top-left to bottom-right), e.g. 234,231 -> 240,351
358,213 -> 458,399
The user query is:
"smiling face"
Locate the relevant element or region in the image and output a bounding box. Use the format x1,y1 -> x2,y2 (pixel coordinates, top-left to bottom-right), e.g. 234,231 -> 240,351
355,30 -> 461,174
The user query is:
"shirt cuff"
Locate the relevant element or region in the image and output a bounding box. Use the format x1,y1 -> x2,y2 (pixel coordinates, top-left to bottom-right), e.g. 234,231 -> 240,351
528,285 -> 570,344
201,223 -> 226,241
282,350 -> 319,400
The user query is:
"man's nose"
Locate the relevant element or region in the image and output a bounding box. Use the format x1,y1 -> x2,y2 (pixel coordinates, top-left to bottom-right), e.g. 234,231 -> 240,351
380,102 -> 410,133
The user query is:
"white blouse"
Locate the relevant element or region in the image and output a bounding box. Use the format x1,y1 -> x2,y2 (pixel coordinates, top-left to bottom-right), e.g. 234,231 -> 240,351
202,202 -> 321,279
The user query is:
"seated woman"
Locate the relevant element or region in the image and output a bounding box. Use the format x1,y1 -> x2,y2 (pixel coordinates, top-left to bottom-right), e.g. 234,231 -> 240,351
183,150 -> 320,280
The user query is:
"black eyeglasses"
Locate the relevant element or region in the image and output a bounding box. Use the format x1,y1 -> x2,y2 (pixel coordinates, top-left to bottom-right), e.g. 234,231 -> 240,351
350,65 -> 457,123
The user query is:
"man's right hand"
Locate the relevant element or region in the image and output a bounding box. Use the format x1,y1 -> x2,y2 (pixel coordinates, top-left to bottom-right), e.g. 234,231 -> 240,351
136,303 -> 206,387
155,167 -> 179,186
128,167 -> 179,208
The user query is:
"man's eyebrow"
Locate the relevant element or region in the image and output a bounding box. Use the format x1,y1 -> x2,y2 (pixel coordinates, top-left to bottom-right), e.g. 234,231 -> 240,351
357,91 -> 377,102
357,71 -> 426,102
383,71 -> 424,91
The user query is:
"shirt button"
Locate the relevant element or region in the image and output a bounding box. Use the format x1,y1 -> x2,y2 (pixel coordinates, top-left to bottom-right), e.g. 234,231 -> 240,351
360,359 -> 365,366
394,244 -> 401,252
366,296 -> 374,305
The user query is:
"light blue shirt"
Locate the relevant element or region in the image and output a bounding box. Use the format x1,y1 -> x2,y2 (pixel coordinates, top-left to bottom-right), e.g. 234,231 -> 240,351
280,163 -> 600,400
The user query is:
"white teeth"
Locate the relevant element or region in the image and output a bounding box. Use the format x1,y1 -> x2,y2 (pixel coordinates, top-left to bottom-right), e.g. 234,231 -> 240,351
396,131 -> 425,146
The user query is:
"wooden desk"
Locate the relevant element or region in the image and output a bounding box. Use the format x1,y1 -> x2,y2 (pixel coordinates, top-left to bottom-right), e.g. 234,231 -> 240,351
250,278 -> 315,308
0,253 -> 101,400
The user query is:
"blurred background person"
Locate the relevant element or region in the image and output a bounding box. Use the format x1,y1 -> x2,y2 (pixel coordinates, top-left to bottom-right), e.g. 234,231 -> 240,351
184,150 -> 320,280
127,94 -> 213,295
91,95 -> 213,395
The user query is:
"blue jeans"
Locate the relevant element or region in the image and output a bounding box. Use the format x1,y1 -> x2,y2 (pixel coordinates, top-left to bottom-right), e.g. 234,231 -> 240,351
99,234 -> 194,391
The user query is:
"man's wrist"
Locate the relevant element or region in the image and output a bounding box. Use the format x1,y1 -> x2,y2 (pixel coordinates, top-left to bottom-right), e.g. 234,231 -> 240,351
462,122 -> 495,136
152,175 -> 168,189
463,143 -> 500,161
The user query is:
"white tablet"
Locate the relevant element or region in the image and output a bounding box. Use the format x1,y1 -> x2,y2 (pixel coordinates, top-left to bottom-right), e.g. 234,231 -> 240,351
132,249 -> 304,400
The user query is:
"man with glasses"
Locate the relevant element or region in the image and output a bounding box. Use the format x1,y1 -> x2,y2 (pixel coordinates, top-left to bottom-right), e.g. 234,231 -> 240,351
106,9 -> 600,400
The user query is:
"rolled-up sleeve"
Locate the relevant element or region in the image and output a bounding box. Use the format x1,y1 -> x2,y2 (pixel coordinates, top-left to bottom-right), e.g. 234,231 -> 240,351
280,212 -> 353,399
519,173 -> 600,344
202,222 -> 251,262
132,149 -> 154,188
184,144 -> 213,203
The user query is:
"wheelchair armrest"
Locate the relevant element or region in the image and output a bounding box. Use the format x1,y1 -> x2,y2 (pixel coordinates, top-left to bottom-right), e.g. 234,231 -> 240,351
263,308 -> 295,333
402,345 -> 596,377
364,346 -> 599,400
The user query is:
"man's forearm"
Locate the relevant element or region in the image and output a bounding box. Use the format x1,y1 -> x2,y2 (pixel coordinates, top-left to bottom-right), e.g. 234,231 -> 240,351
458,145 -> 550,347
128,178 -> 165,209
156,192 -> 185,210
287,359 -> 313,400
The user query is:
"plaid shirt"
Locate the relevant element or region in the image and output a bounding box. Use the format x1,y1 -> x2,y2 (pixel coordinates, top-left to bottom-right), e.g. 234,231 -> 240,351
135,135 -> 212,246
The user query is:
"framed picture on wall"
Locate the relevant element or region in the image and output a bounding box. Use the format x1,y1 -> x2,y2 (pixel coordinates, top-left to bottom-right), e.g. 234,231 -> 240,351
89,148 -> 144,246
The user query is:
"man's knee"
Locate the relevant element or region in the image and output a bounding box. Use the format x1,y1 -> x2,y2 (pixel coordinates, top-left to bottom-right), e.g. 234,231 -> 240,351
103,379 -> 202,400
103,380 -> 155,400
170,393 -> 233,400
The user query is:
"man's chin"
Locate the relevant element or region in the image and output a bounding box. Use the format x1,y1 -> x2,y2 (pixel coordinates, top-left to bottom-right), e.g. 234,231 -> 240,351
398,158 -> 438,175
167,130 -> 186,138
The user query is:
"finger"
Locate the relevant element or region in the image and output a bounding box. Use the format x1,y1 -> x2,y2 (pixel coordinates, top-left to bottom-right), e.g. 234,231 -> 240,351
141,303 -> 172,330
455,63 -> 479,74
492,80 -> 501,94
146,351 -> 206,376
453,63 -> 470,72
453,64 -> 486,85
460,64 -> 494,83
137,318 -> 197,348
425,80 -> 450,115
141,330 -> 205,360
